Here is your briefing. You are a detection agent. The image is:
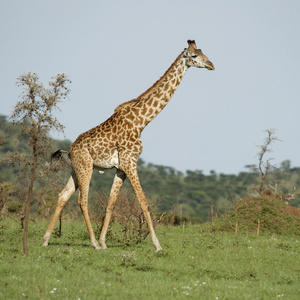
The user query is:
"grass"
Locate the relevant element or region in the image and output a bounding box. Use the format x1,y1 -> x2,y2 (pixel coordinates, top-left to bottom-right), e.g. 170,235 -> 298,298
0,218 -> 299,299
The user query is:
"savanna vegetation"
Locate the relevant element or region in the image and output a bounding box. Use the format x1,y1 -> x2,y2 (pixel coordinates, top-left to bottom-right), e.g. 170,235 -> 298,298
0,72 -> 299,299
1,113 -> 300,226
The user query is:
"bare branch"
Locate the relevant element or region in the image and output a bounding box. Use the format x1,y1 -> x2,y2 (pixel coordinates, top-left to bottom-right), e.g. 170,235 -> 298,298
257,129 -> 281,193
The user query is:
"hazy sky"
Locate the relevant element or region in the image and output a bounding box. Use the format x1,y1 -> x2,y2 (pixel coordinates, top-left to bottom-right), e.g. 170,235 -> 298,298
1,0 -> 300,174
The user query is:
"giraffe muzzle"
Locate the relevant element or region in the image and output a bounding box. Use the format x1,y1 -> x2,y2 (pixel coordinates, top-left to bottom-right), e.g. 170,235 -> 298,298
205,61 -> 215,70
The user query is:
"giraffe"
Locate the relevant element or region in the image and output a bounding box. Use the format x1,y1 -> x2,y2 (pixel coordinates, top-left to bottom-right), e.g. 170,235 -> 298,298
43,40 -> 214,251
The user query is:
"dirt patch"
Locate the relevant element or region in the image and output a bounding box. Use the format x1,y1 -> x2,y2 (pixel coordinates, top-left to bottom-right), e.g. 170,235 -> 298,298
285,205 -> 300,217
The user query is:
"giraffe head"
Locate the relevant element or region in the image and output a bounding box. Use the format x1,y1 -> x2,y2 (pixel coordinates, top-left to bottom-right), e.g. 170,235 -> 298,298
184,40 -> 214,70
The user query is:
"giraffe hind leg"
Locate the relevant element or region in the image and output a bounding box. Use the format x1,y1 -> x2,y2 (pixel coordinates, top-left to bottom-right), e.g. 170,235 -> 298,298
75,162 -> 101,250
77,186 -> 101,250
43,173 -> 77,247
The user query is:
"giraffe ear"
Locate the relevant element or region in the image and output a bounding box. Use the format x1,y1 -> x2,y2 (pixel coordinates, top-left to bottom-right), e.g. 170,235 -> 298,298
187,40 -> 197,50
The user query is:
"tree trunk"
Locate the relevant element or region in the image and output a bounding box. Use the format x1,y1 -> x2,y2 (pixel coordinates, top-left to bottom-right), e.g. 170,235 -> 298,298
23,198 -> 31,256
23,143 -> 38,256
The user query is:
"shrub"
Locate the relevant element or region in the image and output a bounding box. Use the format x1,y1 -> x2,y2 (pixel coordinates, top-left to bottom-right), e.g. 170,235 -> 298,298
91,190 -> 159,246
214,190 -> 300,235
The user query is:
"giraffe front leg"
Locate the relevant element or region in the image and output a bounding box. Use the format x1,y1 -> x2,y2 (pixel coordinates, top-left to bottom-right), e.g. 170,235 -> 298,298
99,170 -> 126,249
122,162 -> 162,252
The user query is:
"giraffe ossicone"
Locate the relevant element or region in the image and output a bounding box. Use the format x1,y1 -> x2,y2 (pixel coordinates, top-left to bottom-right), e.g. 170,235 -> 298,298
43,40 -> 214,251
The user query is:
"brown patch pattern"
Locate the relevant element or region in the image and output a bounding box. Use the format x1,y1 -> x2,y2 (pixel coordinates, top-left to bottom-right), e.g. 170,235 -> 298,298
43,40 -> 214,251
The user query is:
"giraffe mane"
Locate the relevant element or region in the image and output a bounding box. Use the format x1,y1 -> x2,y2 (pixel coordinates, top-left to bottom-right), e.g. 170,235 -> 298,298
113,98 -> 140,113
137,50 -> 185,99
113,50 -> 184,113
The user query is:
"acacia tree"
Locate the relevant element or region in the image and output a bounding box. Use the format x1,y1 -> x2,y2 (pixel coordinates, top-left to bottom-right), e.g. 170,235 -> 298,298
7,72 -> 70,256
257,129 -> 280,193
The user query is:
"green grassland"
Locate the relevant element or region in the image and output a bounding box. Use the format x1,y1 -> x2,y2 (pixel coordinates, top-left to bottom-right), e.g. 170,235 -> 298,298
0,219 -> 299,300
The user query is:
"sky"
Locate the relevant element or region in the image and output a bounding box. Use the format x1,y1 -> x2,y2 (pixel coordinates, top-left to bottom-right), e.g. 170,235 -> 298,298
1,0 -> 300,174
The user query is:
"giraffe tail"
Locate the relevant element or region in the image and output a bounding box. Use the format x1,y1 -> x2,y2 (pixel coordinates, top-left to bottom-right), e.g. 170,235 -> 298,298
50,149 -> 72,170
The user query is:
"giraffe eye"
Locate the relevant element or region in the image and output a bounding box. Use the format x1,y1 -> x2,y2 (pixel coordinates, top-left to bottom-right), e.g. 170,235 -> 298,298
191,55 -> 197,58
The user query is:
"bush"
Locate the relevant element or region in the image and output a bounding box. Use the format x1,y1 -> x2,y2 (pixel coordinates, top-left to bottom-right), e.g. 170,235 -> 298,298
91,190 -> 159,246
213,190 -> 300,235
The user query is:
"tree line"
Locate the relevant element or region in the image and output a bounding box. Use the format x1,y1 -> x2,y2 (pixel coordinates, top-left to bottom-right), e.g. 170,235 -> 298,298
1,114 -> 300,224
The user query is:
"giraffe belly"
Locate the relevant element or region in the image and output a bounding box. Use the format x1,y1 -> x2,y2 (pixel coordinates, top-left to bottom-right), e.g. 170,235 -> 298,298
93,151 -> 119,171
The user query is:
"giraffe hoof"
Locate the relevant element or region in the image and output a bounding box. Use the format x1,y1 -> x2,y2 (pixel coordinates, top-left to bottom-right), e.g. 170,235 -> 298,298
90,238 -> 101,249
99,240 -> 107,250
43,234 -> 50,247
154,243 -> 163,252
92,243 -> 101,250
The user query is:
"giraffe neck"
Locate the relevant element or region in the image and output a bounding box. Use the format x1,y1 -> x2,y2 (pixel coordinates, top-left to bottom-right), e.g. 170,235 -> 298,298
133,51 -> 188,129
